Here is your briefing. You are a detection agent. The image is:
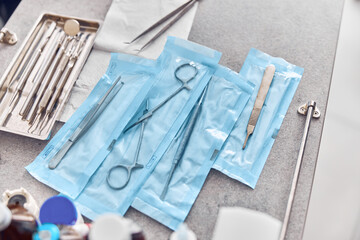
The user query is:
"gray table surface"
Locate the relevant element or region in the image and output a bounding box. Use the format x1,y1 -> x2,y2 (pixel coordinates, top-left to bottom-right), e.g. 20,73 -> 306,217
0,0 -> 344,239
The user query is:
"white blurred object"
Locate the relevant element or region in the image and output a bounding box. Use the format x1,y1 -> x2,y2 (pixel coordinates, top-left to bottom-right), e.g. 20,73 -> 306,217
170,223 -> 197,240
89,214 -> 131,240
2,187 -> 40,218
211,207 -> 281,240
72,223 -> 90,237
89,213 -> 144,240
303,0 -> 360,239
0,202 -> 11,231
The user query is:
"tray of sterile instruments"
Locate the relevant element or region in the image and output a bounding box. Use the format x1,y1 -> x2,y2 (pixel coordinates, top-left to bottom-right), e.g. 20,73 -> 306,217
0,13 -> 100,140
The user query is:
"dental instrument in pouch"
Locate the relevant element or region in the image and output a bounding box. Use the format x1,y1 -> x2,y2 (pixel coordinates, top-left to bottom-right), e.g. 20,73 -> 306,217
125,63 -> 198,131
48,76 -> 124,169
160,85 -> 207,200
279,101 -> 320,240
125,0 -> 198,52
242,65 -> 275,149
106,101 -> 149,190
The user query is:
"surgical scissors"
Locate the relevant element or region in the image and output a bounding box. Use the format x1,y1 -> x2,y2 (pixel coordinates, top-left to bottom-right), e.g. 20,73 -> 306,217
106,101 -> 148,190
125,63 -> 198,131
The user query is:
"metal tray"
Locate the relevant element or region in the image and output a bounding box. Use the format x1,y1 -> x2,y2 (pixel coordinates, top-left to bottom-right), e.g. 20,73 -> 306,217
0,13 -> 100,140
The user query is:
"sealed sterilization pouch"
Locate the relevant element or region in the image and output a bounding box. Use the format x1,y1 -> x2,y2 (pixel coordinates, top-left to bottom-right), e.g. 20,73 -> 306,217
213,48 -> 304,189
26,53 -> 158,198
131,66 -> 254,230
71,37 -> 221,219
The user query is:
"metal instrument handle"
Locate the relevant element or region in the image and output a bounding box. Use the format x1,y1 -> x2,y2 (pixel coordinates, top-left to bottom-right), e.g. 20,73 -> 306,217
106,163 -> 143,190
243,65 -> 275,149
160,85 -> 207,200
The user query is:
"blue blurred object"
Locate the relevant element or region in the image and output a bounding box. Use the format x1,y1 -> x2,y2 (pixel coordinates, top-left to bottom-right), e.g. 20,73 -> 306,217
33,223 -> 60,240
39,196 -> 78,225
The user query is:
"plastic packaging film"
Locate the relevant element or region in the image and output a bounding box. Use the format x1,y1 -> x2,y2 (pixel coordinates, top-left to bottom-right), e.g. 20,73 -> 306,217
213,48 -> 304,189
70,37 -> 221,219
26,53 -> 159,198
131,65 -> 254,230
24,38 -> 304,231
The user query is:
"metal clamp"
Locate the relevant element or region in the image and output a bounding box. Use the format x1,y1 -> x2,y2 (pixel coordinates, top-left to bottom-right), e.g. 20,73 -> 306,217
297,102 -> 321,118
279,100 -> 320,240
0,28 -> 18,45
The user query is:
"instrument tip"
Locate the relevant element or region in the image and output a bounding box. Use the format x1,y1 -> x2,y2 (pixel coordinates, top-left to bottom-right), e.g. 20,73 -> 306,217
242,133 -> 250,150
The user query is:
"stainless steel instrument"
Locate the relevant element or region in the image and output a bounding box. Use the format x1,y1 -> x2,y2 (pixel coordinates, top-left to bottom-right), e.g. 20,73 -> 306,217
125,0 -> 198,52
243,65 -> 275,149
125,63 -> 198,131
48,76 -> 124,169
160,85 -> 207,200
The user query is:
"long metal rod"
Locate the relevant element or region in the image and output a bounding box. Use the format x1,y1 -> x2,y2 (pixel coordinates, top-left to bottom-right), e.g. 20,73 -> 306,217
279,100 -> 317,240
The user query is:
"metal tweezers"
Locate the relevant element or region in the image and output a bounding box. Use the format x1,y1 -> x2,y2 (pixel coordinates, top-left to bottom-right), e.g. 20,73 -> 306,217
125,0 -> 198,51
48,76 -> 124,169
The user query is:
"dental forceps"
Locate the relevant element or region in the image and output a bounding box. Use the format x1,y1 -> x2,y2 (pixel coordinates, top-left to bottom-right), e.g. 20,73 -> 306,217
48,76 -> 124,169
125,0 -> 198,51
125,63 -> 198,131
106,101 -> 149,190
160,84 -> 207,200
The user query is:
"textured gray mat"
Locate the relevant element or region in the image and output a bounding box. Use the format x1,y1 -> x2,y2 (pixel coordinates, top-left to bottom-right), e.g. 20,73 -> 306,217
0,0 -> 343,239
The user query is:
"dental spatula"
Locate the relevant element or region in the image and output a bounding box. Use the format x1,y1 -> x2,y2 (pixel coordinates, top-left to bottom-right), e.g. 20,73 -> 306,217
242,65 -> 275,149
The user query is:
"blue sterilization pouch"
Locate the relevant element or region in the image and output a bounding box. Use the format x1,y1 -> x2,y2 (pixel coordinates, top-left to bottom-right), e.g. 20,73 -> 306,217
131,65 -> 254,230
71,37 -> 221,219
26,53 -> 158,198
213,48 -> 304,189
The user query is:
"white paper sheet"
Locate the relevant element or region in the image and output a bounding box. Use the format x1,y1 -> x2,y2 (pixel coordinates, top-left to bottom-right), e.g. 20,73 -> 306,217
95,0 -> 198,59
59,0 -> 198,122
212,207 -> 282,240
